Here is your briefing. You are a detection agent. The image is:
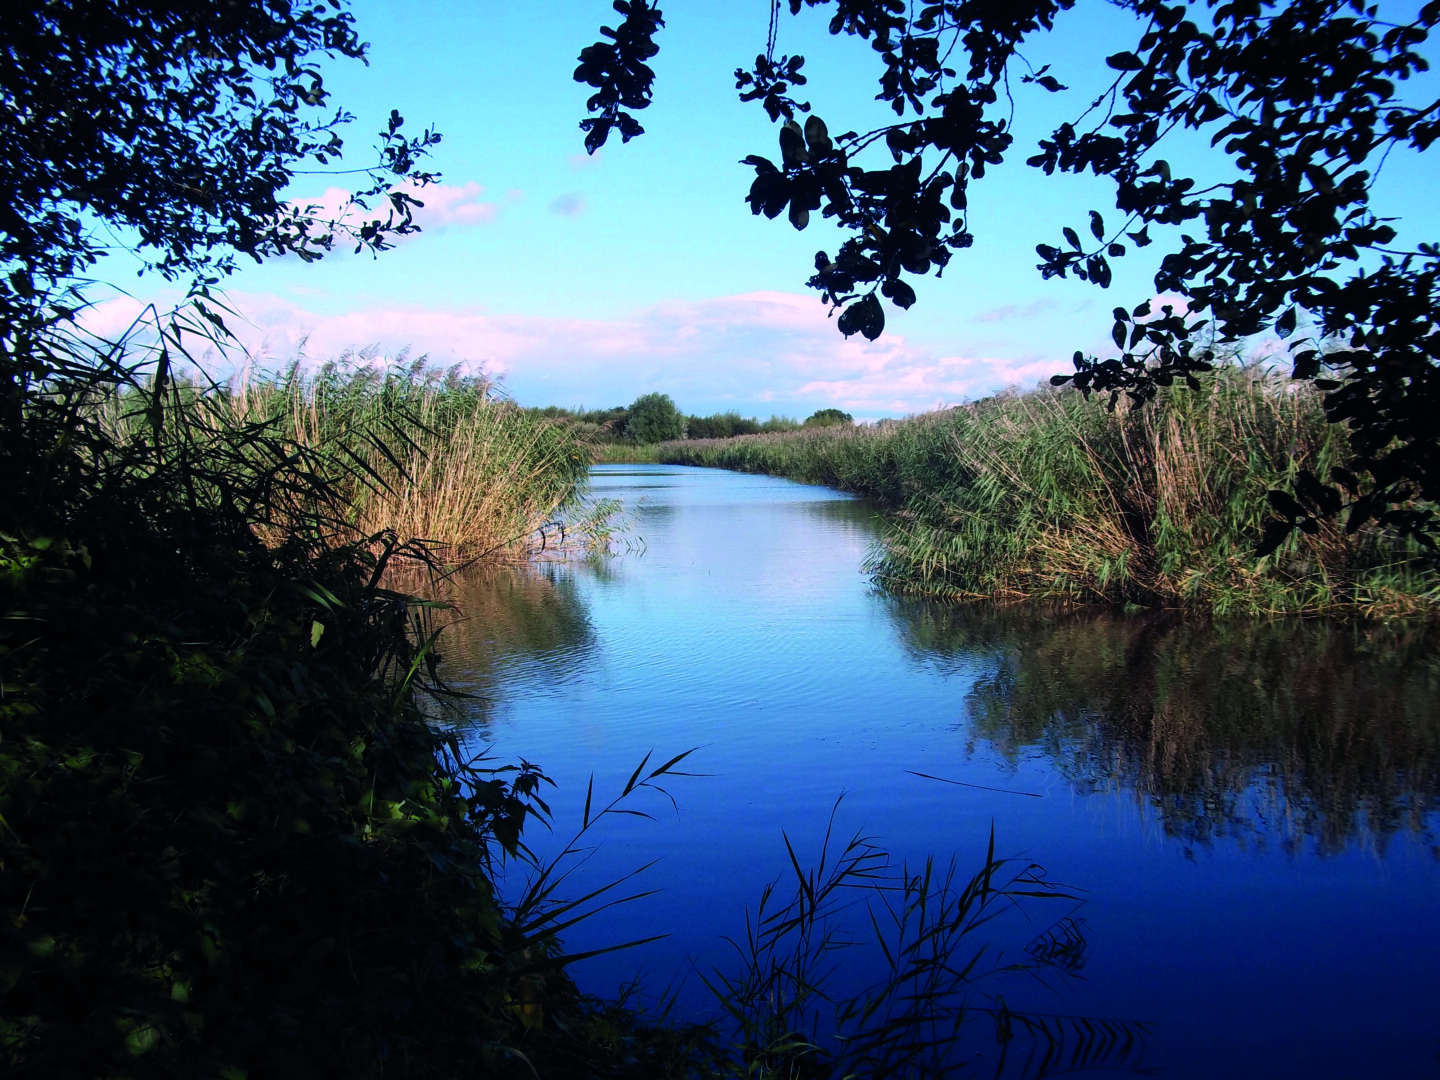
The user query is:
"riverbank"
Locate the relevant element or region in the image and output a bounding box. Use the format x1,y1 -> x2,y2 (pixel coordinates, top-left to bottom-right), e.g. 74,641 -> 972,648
590,441 -> 663,464
659,370 -> 1437,618
221,362 -> 593,561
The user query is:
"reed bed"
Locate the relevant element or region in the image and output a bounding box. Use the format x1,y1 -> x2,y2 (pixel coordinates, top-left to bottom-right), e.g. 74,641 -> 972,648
590,441 -> 663,464
222,359 -> 593,562
662,369 -> 1437,617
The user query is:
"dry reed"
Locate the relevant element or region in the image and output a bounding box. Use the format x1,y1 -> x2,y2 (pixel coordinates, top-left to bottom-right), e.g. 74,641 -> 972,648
662,368 -> 1437,616
225,358 -> 593,562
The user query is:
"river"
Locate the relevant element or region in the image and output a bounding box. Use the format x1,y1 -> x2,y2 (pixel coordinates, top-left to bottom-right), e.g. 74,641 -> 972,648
439,464 -> 1439,1078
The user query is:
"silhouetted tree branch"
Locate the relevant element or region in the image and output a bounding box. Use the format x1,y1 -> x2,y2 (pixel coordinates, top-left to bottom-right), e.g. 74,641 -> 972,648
578,0 -> 1440,555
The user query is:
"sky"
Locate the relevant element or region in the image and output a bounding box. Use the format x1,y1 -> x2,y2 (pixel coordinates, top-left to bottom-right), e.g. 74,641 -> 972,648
87,1 -> 1439,420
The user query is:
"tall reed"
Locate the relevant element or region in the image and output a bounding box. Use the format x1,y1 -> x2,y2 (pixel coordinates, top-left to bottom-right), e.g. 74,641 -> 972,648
662,369 -> 1437,616
224,358 -> 592,562
590,441 -> 663,464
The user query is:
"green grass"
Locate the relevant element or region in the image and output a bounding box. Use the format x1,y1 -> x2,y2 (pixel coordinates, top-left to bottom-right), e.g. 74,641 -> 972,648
661,369 -> 1437,617
208,359 -> 594,563
590,442 -> 663,464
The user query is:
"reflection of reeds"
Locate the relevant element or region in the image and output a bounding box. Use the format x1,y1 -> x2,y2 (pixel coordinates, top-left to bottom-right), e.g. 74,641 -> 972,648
702,811 -> 1149,1078
894,602 -> 1440,854
396,564 -> 600,708
225,358 -> 591,561
663,369 -> 1437,616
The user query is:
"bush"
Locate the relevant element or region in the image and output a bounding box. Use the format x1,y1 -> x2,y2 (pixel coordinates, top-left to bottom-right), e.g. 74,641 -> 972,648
622,392 -> 685,444
686,411 -> 762,440
803,408 -> 853,427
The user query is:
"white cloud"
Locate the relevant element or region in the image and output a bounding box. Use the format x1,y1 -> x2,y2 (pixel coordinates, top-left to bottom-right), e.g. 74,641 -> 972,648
80,288 -> 1069,416
285,179 -> 499,245
407,181 -> 498,227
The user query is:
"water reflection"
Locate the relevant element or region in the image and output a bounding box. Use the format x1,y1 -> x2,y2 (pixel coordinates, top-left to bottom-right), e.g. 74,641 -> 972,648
425,563 -> 599,723
440,467 -> 1440,1078
890,601 -> 1440,855
797,497 -> 886,528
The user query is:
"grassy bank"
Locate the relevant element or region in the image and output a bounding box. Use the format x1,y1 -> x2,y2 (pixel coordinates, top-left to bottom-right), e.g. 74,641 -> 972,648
661,369 -> 1437,617
216,361 -> 593,562
590,441 -> 663,464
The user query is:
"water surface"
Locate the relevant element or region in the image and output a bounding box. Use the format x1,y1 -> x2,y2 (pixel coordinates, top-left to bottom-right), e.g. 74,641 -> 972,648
442,464 -> 1440,1078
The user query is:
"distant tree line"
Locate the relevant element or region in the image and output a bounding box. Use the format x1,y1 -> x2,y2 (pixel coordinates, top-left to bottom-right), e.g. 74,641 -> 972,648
527,392 -> 852,444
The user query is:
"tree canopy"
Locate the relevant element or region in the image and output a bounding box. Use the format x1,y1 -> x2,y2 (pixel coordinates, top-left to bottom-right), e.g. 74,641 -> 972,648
624,390 -> 686,442
688,411 -> 766,438
0,0 -> 439,326
577,0 -> 1440,554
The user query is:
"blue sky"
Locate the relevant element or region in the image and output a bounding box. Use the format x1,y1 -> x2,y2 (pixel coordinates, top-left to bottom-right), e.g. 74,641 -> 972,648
91,1 -> 1438,419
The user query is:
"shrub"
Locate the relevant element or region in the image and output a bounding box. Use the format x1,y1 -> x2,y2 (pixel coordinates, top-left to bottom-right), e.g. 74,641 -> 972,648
622,392 -> 685,444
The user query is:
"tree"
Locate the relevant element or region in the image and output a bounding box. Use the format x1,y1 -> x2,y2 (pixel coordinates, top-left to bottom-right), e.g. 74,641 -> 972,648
0,0 -> 440,325
804,407 -> 854,427
688,411 -> 765,438
577,0 -> 1440,554
623,390 -> 686,442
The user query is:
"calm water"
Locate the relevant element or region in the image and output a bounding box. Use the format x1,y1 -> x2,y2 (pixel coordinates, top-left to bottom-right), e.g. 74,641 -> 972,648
442,464 -> 1440,1078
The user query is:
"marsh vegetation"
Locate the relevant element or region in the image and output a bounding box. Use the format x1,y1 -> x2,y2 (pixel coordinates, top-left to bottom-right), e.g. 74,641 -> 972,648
662,368 -> 1437,617
221,359 -> 594,561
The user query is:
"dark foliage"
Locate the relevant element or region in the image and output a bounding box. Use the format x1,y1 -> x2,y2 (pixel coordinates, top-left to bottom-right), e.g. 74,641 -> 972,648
687,411 -> 764,439
623,391 -> 686,443
0,318 -> 559,1076
803,408 -> 853,427
575,0 -> 666,154
0,4 -> 562,1074
577,0 -> 1440,555
0,0 -> 440,311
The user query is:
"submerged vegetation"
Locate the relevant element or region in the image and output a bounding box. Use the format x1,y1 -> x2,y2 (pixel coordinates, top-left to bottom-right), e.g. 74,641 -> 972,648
662,368 -> 1438,617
